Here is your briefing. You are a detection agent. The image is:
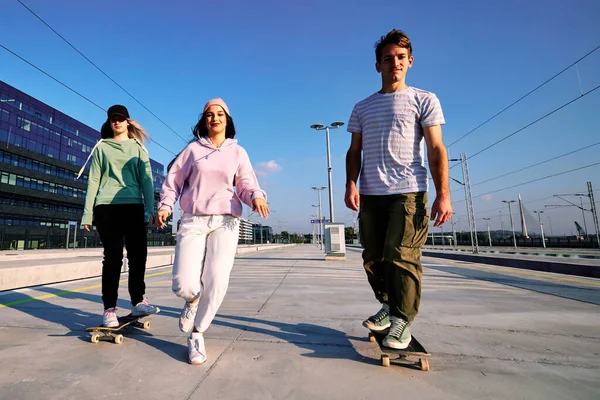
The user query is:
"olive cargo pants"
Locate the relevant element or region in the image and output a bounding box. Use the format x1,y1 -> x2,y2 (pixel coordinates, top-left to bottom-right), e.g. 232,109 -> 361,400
359,192 -> 429,322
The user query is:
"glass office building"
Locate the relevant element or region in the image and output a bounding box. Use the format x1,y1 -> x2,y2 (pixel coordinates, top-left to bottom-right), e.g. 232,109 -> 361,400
0,80 -> 172,250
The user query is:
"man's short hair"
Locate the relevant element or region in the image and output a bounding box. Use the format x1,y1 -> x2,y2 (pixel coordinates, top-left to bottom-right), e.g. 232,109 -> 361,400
375,29 -> 412,63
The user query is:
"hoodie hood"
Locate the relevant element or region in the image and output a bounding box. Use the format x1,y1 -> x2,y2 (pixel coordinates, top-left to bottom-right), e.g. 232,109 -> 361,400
197,136 -> 237,150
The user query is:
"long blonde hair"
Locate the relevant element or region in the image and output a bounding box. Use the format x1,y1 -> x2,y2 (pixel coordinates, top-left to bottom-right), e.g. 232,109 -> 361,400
127,119 -> 149,144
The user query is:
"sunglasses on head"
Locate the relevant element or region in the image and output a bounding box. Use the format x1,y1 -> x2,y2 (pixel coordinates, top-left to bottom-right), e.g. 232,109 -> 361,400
110,115 -> 127,123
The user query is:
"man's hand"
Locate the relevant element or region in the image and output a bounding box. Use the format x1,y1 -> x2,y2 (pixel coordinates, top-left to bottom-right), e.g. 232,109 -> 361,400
344,182 -> 360,211
252,198 -> 270,218
156,210 -> 170,229
84,224 -> 91,232
430,195 -> 452,227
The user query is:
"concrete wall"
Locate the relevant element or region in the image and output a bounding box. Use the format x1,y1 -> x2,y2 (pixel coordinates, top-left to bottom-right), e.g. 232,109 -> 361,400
0,244 -> 295,291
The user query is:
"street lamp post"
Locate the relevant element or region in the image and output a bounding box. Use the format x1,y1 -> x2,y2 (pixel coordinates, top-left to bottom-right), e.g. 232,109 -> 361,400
533,210 -> 546,249
502,200 -> 517,249
310,122 -> 345,222
312,186 -> 326,250
312,204 -> 322,249
483,217 -> 492,247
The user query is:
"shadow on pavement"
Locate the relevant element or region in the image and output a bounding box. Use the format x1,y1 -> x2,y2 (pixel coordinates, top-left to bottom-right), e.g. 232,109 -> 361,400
213,314 -> 366,361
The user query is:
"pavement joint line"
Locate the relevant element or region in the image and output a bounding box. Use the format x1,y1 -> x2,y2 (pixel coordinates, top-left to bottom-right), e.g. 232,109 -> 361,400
423,260 -> 600,287
235,247 -> 293,259
0,270 -> 171,309
425,262 -> 600,307
183,260 -> 298,400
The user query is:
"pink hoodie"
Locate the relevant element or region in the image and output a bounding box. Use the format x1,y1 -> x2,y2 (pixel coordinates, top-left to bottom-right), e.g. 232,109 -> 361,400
158,137 -> 266,217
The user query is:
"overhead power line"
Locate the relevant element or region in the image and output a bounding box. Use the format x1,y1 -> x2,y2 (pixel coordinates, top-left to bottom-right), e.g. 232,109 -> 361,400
16,0 -> 189,144
472,141 -> 600,187
451,162 -> 600,205
453,189 -> 600,220
450,84 -> 600,172
0,43 -> 177,156
0,43 -> 104,111
448,45 -> 600,148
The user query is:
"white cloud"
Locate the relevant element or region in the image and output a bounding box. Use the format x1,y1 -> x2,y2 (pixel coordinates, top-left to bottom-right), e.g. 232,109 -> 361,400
255,160 -> 282,176
482,194 -> 493,201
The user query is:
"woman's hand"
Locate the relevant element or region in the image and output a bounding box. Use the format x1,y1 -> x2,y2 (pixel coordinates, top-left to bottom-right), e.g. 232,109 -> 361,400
145,214 -> 155,228
156,210 -> 170,229
252,198 -> 270,218
84,224 -> 91,232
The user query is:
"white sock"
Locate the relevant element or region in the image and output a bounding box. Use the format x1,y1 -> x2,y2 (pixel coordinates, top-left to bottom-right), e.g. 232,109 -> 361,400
191,331 -> 203,339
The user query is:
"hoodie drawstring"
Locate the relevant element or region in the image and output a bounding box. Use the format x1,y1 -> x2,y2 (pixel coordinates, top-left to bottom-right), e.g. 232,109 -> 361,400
77,139 -> 103,179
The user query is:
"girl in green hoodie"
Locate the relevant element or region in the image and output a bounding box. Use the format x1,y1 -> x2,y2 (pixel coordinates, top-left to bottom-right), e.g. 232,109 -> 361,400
81,105 -> 159,327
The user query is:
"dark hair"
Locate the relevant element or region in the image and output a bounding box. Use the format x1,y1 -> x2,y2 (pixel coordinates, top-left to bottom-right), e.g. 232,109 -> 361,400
166,110 -> 237,172
192,111 -> 236,141
375,29 -> 412,63
100,121 -> 113,139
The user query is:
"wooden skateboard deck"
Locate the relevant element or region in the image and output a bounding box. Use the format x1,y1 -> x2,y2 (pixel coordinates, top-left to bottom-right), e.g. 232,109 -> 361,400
85,313 -> 151,344
368,330 -> 431,371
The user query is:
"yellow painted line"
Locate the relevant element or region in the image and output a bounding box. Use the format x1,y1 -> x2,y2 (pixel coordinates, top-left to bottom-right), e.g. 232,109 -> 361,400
432,260 -> 600,287
0,270 -> 171,309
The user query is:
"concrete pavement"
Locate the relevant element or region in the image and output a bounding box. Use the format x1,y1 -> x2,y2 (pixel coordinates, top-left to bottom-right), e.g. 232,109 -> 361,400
0,244 -> 599,399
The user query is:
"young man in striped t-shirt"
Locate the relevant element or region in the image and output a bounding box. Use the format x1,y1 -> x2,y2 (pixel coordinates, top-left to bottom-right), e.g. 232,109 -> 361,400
345,29 -> 452,349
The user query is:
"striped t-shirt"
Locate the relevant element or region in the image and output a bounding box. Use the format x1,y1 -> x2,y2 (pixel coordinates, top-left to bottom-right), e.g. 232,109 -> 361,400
347,87 -> 445,195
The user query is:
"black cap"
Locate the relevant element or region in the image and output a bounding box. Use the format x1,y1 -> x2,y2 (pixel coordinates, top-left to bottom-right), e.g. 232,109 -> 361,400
107,104 -> 130,119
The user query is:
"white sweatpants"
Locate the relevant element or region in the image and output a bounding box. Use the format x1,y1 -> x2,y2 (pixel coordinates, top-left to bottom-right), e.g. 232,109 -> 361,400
172,213 -> 240,332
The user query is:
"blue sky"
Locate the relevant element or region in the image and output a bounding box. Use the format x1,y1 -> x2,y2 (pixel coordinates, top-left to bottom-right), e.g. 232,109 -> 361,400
1,0 -> 599,236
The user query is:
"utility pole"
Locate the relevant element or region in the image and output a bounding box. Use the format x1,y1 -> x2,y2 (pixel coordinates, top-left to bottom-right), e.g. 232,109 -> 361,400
460,153 -> 478,254
547,185 -> 598,247
449,154 -> 478,253
579,196 -> 589,237
450,213 -> 457,247
588,181 -> 600,250
533,210 -> 546,249
502,200 -> 517,249
483,217 -> 492,247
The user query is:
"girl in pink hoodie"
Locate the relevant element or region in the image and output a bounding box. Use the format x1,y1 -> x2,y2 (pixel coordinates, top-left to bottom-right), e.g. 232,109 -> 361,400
157,98 -> 269,365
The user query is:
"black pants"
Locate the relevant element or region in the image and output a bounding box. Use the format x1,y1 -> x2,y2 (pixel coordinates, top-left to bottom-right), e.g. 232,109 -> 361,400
94,204 -> 148,310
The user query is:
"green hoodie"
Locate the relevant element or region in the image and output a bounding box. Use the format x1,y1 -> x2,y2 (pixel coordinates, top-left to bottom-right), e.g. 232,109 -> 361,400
81,138 -> 154,225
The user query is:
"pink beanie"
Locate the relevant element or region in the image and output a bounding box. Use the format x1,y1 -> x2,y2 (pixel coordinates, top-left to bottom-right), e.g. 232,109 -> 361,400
203,98 -> 230,116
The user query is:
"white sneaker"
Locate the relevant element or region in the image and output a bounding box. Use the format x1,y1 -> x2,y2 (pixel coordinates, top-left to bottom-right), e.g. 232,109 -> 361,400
188,332 -> 207,365
103,307 -> 118,328
131,299 -> 160,316
179,301 -> 199,333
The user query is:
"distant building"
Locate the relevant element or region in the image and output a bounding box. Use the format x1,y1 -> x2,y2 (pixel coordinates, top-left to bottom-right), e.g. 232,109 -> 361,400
238,218 -> 253,244
0,80 -> 172,250
253,224 -> 273,244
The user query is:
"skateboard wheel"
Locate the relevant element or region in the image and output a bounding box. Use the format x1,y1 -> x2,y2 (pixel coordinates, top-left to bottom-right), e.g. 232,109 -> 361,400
91,334 -> 100,344
114,334 -> 124,344
420,358 -> 429,371
143,321 -> 150,329
381,355 -> 390,367
368,333 -> 375,343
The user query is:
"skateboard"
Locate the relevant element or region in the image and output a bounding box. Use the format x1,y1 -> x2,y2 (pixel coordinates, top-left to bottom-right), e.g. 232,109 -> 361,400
368,329 -> 431,371
85,313 -> 151,344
